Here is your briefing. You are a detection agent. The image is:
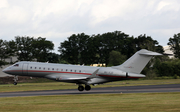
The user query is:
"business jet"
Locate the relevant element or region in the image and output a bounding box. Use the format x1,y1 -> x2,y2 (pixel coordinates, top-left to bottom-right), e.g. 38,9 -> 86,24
3,49 -> 162,91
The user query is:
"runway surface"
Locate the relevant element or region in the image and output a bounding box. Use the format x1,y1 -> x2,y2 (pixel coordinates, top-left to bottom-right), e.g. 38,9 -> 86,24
0,84 -> 180,97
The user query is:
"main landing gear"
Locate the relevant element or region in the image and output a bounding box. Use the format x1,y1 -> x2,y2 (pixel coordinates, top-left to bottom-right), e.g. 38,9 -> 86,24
13,75 -> 18,85
78,85 -> 91,91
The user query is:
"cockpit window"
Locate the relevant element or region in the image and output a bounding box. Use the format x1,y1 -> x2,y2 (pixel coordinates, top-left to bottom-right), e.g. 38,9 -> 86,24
13,64 -> 19,67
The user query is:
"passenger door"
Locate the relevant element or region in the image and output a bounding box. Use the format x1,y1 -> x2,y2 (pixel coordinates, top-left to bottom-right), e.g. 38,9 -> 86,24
22,63 -> 29,75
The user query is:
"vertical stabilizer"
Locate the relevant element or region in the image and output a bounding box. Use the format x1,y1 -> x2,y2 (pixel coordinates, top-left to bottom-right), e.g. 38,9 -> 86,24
112,49 -> 162,73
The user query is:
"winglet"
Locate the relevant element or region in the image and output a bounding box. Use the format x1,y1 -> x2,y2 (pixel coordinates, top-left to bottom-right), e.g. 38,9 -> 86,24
87,69 -> 99,79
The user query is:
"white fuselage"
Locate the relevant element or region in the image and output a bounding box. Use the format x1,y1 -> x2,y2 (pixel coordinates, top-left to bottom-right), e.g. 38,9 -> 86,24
3,61 -> 144,85
4,49 -> 162,91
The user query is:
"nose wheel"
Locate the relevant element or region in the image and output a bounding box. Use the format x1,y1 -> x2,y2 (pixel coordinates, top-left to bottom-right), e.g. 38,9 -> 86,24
13,82 -> 17,85
78,85 -> 91,91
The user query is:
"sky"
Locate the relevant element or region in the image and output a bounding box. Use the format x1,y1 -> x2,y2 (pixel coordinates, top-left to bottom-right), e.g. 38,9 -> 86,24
0,0 -> 180,53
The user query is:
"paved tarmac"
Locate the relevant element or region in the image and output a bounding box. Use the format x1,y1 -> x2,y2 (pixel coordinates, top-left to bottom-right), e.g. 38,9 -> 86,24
0,84 -> 180,97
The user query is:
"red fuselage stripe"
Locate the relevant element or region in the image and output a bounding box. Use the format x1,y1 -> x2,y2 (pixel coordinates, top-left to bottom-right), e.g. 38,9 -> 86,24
6,70 -> 141,79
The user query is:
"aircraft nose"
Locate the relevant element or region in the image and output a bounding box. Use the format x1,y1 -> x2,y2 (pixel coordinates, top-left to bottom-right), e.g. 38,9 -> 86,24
2,68 -> 9,73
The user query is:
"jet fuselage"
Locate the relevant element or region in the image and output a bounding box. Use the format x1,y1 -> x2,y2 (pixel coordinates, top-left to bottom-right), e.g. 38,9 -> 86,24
3,49 -> 162,91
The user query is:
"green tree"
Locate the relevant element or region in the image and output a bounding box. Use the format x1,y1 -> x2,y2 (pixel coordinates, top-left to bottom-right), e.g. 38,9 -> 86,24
135,34 -> 164,53
46,53 -> 60,63
0,39 -> 7,67
77,33 -> 93,65
168,33 -> 180,59
32,37 -> 54,62
15,36 -> 54,62
108,50 -> 126,66
93,31 -> 130,65
58,31 -> 164,68
15,36 -> 34,61
0,39 -> 16,67
58,33 -> 93,65
59,34 -> 80,64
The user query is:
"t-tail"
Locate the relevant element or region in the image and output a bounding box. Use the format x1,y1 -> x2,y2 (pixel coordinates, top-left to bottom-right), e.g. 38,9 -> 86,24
112,49 -> 162,74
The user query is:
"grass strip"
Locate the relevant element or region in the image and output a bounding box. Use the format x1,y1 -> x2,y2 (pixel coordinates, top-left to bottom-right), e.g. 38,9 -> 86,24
0,92 -> 180,112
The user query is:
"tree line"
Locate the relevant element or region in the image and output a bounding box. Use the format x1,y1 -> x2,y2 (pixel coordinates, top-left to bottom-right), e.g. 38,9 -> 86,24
1,31 -> 180,78
58,31 -> 164,66
0,36 -> 59,66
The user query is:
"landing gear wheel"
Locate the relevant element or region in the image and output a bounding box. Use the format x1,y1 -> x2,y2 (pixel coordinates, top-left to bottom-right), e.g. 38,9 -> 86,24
13,82 -> 17,85
85,85 -> 91,91
78,86 -> 84,91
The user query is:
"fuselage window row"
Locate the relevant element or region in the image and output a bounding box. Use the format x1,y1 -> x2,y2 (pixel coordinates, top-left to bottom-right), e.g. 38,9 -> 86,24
29,66 -> 82,73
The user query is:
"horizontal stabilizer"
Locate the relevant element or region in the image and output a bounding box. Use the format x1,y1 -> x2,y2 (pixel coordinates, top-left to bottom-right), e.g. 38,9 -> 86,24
163,53 -> 173,56
139,51 -> 162,56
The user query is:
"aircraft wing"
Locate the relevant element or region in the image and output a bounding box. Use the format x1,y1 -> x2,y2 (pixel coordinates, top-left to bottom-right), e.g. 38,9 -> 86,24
45,74 -> 88,81
45,69 -> 100,81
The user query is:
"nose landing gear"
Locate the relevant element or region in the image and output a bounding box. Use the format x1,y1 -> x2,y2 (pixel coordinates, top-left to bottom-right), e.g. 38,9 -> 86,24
13,75 -> 18,85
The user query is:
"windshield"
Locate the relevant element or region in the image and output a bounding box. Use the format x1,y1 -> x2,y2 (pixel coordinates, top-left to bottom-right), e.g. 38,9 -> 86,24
13,64 -> 19,67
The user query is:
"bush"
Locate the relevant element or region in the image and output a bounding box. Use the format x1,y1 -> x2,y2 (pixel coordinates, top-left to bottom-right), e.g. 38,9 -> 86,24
154,59 -> 180,77
174,74 -> 180,79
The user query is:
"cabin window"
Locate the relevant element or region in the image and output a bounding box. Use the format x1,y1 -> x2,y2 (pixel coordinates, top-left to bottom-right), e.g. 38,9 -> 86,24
79,70 -> 81,73
75,70 -> 76,72
57,68 -> 58,71
48,68 -> 50,70
30,67 -> 32,69
39,67 -> 41,69
61,69 -> 63,71
43,68 -> 45,70
66,69 -> 68,71
35,67 -> 36,69
70,70 -> 72,72
52,68 -> 54,70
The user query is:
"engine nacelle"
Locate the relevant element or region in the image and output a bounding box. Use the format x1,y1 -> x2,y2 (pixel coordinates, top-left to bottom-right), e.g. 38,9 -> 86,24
98,67 -> 145,79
